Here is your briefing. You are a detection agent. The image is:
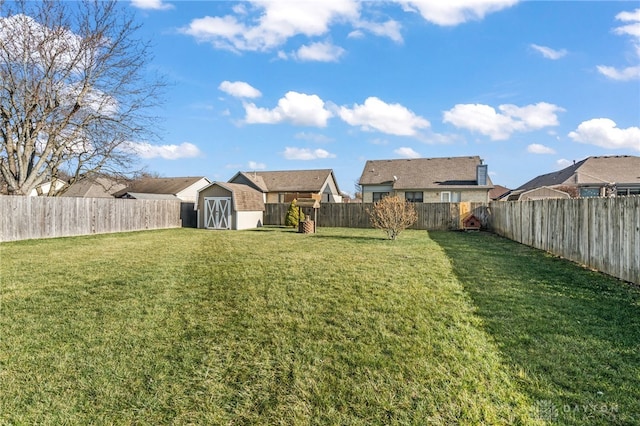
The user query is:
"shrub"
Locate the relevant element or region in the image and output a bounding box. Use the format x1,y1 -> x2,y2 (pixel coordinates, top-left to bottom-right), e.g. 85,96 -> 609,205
367,195 -> 417,240
285,199 -> 305,227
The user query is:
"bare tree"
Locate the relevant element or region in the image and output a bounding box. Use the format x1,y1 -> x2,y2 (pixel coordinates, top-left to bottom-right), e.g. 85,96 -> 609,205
367,195 -> 418,240
0,0 -> 163,195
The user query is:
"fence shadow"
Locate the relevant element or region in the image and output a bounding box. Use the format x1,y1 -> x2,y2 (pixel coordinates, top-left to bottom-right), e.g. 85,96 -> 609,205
429,230 -> 640,423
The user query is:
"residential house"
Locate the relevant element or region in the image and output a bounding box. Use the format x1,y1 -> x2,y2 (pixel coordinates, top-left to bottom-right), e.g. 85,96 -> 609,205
509,155 -> 640,200
228,169 -> 342,203
114,176 -> 210,202
358,156 -> 493,203
28,180 -> 66,196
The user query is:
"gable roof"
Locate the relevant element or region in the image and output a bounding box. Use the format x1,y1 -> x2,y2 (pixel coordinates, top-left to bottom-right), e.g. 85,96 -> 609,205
358,156 -> 493,189
489,185 -> 511,200
61,177 -> 127,198
517,155 -> 640,191
114,176 -> 208,197
200,182 -> 265,211
121,192 -> 180,200
230,169 -> 339,193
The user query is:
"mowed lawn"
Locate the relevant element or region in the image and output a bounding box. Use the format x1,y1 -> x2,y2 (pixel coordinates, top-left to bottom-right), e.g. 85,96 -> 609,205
0,228 -> 637,425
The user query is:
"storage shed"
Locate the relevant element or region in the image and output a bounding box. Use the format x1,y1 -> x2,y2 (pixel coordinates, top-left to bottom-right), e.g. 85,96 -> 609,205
197,182 -> 265,230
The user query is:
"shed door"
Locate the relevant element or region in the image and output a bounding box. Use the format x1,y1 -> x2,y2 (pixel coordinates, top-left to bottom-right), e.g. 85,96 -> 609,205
204,197 -> 231,229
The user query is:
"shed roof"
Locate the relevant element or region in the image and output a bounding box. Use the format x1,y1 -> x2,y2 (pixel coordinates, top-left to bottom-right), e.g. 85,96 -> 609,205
517,155 -> 640,191
231,169 -> 338,193
358,156 -> 493,189
114,176 -> 208,197
202,182 -> 265,212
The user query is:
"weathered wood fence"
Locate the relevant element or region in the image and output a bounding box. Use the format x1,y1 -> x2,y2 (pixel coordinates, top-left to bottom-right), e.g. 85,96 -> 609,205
0,196 -> 182,242
488,197 -> 640,285
265,202 -> 490,230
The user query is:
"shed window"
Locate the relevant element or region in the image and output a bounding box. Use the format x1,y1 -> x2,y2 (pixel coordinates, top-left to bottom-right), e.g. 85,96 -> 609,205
405,191 -> 423,203
373,192 -> 389,202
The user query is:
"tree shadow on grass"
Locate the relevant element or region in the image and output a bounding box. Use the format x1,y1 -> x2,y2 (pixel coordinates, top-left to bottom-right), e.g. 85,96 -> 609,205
429,231 -> 640,426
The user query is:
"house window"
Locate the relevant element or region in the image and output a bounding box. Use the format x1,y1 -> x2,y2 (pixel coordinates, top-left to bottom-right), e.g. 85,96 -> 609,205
405,191 -> 423,203
440,191 -> 461,202
579,187 -> 601,198
617,188 -> 640,197
373,192 -> 389,202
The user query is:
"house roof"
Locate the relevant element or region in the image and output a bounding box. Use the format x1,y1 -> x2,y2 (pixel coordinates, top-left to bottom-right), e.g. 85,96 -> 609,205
517,155 -> 640,191
489,185 -> 511,200
231,169 -> 339,193
358,156 -> 493,189
61,177 -> 127,198
202,182 -> 265,211
114,176 -> 208,197
122,192 -> 180,200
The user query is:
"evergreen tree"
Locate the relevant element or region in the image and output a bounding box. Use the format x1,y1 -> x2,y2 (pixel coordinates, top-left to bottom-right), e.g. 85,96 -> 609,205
285,199 -> 305,227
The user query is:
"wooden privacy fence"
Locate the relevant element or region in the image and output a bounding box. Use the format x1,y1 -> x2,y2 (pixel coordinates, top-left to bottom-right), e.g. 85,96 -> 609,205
265,202 -> 489,231
488,197 -> 640,285
0,196 -> 182,242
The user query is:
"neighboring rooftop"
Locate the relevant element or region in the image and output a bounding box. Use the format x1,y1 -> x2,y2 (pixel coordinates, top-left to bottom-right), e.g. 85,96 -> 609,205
231,169 -> 338,193
358,156 -> 493,189
62,176 -> 127,198
516,155 -> 640,191
114,177 -> 207,197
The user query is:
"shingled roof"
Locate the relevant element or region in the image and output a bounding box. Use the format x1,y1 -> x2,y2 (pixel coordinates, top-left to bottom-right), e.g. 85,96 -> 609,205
214,182 -> 265,212
517,155 -> 640,191
114,176 -> 207,197
61,177 -> 127,198
358,156 -> 493,189
231,169 -> 338,193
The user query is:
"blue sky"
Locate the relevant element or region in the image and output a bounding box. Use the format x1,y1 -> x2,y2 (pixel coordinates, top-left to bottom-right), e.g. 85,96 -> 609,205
127,0 -> 640,194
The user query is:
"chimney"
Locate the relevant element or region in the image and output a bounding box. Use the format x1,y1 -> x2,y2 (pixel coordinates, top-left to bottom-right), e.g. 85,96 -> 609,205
477,160 -> 488,186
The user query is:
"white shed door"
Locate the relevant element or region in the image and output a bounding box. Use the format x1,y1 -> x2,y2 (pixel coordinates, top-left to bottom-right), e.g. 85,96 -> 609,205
204,197 -> 231,229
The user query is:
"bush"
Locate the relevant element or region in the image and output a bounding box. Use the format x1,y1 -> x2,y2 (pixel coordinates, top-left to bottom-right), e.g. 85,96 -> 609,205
285,199 -> 305,227
367,195 -> 417,240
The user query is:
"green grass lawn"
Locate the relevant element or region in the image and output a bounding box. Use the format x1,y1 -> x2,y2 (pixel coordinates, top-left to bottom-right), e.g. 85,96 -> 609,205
0,227 -> 637,425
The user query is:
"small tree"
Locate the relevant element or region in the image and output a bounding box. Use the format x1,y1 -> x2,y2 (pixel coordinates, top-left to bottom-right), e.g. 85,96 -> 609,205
285,199 -> 305,227
367,195 -> 417,240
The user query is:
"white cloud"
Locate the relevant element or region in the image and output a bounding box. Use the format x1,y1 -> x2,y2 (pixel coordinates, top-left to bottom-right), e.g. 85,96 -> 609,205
130,0 -> 173,11
596,65 -> 640,81
568,118 -> 640,152
556,159 -> 573,169
443,102 -> 564,140
218,81 -> 262,98
394,147 -> 421,158
283,147 -> 336,160
181,1 -> 360,52
244,91 -> 333,127
393,0 -> 519,26
248,161 -> 266,170
598,8 -> 640,81
614,9 -> 640,37
338,97 -> 430,136
126,142 -> 202,160
293,41 -> 346,62
353,18 -> 403,43
530,44 -> 567,60
527,143 -> 556,154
